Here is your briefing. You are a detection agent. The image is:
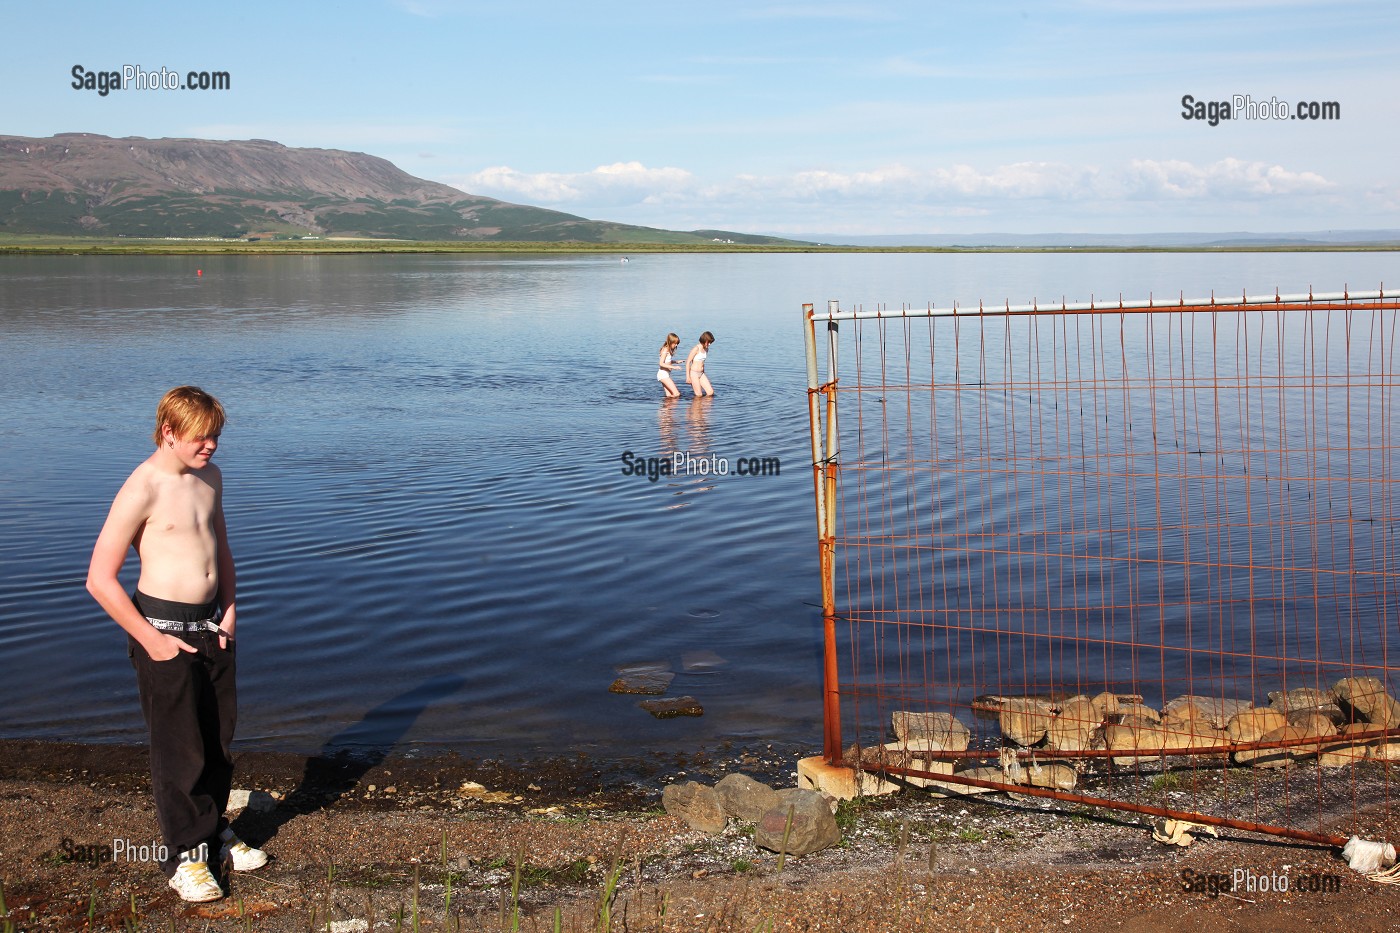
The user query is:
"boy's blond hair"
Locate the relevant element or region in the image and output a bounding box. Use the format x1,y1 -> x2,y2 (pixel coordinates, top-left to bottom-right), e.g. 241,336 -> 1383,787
152,386 -> 226,446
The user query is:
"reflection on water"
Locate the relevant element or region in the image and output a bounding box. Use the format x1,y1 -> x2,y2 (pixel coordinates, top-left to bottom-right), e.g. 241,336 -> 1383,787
687,395 -> 712,452
681,396 -> 717,497
658,397 -> 681,457
0,251 -> 1393,762
652,394 -> 718,509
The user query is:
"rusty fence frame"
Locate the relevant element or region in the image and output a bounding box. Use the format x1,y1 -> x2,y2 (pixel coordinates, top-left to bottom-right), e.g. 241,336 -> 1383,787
803,288 -> 1400,849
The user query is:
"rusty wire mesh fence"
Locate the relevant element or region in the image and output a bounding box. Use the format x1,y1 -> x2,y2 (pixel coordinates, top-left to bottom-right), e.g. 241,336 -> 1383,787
805,289 -> 1399,847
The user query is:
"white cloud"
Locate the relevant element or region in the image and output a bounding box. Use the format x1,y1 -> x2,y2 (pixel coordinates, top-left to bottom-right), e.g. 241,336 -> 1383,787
441,157 -> 1345,233
772,160 -> 1336,204
455,158 -> 1334,210
448,162 -> 694,207
1124,158 -> 1335,199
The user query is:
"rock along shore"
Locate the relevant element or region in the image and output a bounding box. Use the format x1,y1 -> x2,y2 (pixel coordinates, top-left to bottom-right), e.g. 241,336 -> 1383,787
3,739 -> 1400,931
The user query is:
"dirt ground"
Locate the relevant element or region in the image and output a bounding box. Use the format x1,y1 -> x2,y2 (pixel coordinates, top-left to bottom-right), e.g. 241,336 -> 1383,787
2,739 -> 1399,931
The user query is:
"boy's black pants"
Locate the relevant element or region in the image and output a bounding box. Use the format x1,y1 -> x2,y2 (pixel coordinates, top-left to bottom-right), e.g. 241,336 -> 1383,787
129,591 -> 237,879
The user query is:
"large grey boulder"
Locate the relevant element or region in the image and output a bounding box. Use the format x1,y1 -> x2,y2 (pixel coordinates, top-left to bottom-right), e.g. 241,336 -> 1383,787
714,773 -> 782,822
1334,677 -> 1400,727
1047,697 -> 1101,752
1161,695 -> 1253,730
1227,707 -> 1285,744
1269,687 -> 1341,717
999,698 -> 1053,747
662,781 -> 726,834
1235,724 -> 1308,768
891,711 -> 970,750
754,789 -> 840,857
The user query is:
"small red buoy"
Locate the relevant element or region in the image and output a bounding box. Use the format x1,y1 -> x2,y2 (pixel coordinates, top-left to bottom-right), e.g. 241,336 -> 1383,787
197,269 -> 203,277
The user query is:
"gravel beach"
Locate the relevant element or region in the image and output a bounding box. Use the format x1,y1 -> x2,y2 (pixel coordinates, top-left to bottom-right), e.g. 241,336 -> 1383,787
3,740 -> 1399,931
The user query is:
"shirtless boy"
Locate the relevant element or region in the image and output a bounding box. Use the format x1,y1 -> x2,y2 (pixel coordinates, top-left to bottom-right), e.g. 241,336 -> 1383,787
86,386 -> 266,902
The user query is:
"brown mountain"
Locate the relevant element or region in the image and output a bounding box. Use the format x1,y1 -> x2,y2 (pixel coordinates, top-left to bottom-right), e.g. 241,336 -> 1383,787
0,133 -> 793,244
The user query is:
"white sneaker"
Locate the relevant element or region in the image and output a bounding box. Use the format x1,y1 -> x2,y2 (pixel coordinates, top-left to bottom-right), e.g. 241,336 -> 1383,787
169,846 -> 223,902
219,828 -> 268,871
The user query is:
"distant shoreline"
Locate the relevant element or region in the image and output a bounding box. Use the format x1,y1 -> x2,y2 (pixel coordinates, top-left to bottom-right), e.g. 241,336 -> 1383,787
2,237 -> 1399,256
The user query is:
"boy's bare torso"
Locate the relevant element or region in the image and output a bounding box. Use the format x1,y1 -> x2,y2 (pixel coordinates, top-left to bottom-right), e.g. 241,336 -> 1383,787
127,454 -> 222,605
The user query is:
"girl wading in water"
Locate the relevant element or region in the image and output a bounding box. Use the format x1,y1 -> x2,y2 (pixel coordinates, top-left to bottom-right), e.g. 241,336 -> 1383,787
686,331 -> 716,398
656,332 -> 682,399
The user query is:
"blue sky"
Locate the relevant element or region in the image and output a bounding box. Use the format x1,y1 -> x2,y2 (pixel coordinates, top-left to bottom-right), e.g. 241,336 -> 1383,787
5,1 -> 1398,236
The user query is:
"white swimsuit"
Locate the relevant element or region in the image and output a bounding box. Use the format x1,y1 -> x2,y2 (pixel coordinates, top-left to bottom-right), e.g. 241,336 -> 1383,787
657,351 -> 673,381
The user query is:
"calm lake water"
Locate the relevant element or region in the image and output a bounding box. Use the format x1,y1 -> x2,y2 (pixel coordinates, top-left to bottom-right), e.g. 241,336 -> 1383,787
0,250 -> 1393,761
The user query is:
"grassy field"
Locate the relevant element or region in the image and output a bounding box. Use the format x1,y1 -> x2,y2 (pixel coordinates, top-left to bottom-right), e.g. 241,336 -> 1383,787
2,234 -> 1399,255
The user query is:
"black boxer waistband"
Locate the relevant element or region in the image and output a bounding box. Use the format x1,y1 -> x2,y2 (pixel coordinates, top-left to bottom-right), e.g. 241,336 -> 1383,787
133,590 -> 222,634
